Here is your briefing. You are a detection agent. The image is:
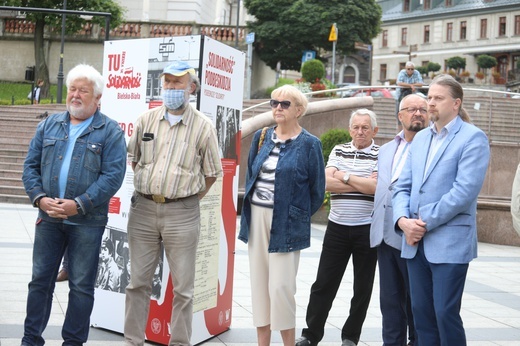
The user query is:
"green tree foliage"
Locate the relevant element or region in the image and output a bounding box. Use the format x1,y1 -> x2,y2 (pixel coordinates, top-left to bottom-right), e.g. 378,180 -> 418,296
426,62 -> 441,78
243,0 -> 382,71
446,56 -> 466,73
476,55 -> 497,83
427,62 -> 441,73
416,66 -> 428,76
320,128 -> 351,165
3,0 -> 125,98
477,54 -> 498,70
301,59 -> 325,83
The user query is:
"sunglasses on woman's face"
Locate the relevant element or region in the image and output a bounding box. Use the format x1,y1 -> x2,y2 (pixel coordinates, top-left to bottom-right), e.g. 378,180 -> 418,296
270,99 -> 291,109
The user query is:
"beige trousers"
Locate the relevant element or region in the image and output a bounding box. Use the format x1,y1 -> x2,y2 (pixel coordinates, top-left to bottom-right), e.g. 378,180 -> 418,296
248,204 -> 300,331
124,193 -> 200,346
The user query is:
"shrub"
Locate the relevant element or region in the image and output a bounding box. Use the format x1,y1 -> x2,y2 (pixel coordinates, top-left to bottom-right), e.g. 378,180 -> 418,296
320,128 -> 351,210
475,72 -> 485,80
301,59 -> 325,83
14,99 -> 32,105
265,78 -> 296,97
416,66 -> 428,76
320,128 -> 351,165
446,56 -> 466,72
477,55 -> 497,70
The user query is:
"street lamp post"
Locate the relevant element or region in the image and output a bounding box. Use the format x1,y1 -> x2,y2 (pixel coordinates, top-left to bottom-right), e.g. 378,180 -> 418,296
235,0 -> 240,48
57,0 -> 67,104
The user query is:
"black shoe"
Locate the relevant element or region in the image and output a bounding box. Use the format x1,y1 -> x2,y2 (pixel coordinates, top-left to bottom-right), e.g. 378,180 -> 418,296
341,339 -> 356,346
295,336 -> 317,346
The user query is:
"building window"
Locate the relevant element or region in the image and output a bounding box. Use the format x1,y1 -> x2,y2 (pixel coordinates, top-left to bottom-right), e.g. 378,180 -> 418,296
380,64 -> 387,81
516,15 -> 520,35
404,0 -> 410,12
424,0 -> 431,10
447,22 -> 453,41
424,25 -> 430,43
499,17 -> 506,36
382,30 -> 388,47
480,18 -> 487,39
460,21 -> 467,40
399,62 -> 406,71
445,0 -> 453,6
401,28 -> 408,46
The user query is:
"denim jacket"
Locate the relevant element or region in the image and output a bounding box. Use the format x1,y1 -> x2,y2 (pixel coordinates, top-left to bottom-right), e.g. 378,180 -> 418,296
22,110 -> 127,226
239,127 -> 325,252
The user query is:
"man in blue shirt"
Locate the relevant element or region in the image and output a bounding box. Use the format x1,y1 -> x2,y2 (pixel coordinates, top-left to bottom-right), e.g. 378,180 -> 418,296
21,64 -> 127,346
395,62 -> 425,116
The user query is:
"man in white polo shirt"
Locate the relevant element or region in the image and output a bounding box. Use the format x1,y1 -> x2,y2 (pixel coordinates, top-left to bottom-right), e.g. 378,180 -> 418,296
297,109 -> 379,346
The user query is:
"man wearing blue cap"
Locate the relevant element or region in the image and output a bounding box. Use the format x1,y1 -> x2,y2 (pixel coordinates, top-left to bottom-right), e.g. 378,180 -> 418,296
124,61 -> 222,346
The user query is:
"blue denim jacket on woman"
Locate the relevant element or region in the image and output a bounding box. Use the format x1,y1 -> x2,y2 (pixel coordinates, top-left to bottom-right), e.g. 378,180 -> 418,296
239,127 -> 325,252
23,110 -> 127,226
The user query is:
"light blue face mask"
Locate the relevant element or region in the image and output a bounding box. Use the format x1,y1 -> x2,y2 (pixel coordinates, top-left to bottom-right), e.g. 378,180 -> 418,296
162,89 -> 187,110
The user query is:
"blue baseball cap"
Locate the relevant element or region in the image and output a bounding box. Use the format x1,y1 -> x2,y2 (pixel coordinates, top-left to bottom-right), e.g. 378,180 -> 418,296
161,61 -> 196,77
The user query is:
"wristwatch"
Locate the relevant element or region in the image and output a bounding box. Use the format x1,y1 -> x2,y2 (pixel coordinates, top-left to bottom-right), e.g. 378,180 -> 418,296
34,196 -> 44,208
343,172 -> 351,184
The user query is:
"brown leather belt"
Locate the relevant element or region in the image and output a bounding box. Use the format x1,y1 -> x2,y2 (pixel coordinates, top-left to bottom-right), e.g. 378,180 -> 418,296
138,192 -> 194,204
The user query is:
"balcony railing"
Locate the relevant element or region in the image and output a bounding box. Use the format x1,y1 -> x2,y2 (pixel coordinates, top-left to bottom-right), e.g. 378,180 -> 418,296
1,17 -> 247,43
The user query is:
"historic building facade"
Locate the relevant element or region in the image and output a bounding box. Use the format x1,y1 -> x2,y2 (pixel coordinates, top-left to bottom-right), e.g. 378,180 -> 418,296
372,0 -> 520,87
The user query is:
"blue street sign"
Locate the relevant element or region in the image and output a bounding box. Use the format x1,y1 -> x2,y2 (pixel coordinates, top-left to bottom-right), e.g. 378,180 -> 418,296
302,50 -> 316,63
246,32 -> 255,44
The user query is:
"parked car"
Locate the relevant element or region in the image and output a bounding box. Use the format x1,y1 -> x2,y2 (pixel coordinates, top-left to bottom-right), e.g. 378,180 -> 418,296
336,83 -> 359,98
351,88 -> 395,98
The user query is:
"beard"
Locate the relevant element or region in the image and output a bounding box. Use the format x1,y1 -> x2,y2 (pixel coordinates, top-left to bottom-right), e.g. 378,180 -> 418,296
407,120 -> 426,132
67,99 -> 97,120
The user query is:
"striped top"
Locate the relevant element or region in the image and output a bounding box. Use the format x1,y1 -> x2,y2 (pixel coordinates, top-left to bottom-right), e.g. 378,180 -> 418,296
127,105 -> 222,199
251,132 -> 297,208
327,141 -> 379,226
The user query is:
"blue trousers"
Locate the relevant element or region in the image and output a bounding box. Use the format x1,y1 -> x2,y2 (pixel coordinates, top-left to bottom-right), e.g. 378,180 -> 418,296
377,241 -> 416,346
22,220 -> 104,346
407,242 -> 468,346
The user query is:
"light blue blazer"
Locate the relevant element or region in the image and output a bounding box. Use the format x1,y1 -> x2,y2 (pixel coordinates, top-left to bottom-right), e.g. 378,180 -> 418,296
370,136 -> 403,250
392,116 -> 490,264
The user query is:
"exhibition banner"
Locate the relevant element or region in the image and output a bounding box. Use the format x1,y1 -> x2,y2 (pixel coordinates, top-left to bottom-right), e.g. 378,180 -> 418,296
91,35 -> 245,345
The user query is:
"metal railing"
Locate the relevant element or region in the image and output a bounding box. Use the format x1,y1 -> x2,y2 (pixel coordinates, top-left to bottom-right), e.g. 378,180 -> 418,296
243,85 -> 520,144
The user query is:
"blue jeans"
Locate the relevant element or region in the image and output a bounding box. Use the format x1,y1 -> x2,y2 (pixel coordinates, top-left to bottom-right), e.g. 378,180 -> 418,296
22,219 -> 104,346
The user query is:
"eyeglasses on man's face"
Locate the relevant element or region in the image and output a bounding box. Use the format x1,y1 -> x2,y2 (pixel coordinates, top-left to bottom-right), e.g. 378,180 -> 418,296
270,99 -> 291,109
406,68 -> 414,71
400,107 -> 427,114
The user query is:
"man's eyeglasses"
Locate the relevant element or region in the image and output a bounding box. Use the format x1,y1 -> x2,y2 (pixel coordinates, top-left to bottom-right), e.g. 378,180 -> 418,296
406,68 -> 414,71
400,107 -> 427,114
270,99 -> 291,109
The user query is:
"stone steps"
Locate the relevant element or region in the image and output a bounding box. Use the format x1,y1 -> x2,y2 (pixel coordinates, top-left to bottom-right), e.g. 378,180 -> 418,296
0,99 -> 518,205
0,105 -> 66,204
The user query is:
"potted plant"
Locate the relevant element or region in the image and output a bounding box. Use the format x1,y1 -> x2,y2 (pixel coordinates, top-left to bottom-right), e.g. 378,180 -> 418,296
459,71 -> 470,83
492,71 -> 502,84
